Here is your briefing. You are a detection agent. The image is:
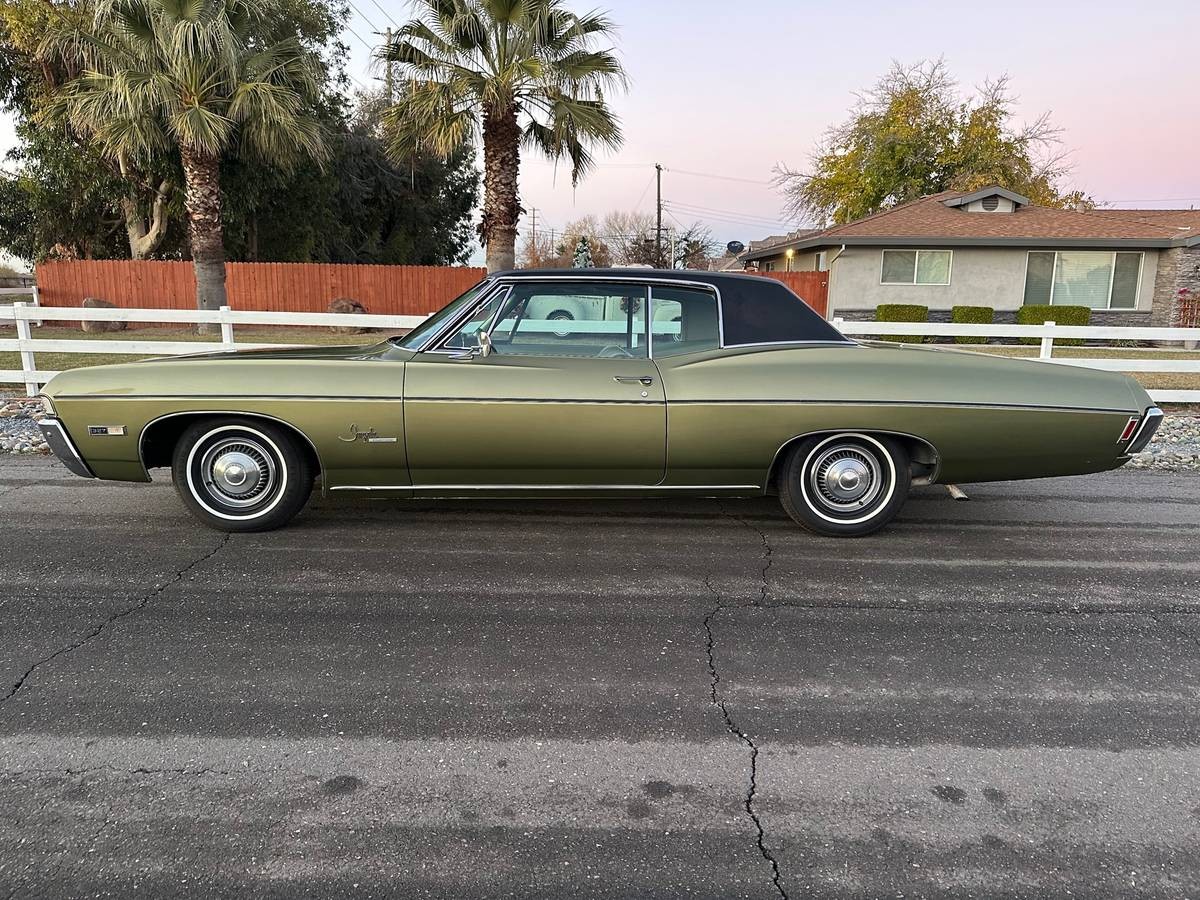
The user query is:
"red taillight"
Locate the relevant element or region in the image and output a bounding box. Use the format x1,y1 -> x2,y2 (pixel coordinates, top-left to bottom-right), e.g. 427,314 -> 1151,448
1119,416 -> 1140,443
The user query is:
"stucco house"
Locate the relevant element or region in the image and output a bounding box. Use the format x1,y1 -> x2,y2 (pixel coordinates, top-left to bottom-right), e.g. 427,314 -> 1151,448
742,187 -> 1200,325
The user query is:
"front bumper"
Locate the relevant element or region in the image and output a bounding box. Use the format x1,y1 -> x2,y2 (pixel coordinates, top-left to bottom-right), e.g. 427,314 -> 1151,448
37,418 -> 95,479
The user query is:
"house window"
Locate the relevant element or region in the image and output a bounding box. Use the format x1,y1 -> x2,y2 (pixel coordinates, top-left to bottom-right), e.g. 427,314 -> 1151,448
881,250 -> 952,285
1022,251 -> 1143,309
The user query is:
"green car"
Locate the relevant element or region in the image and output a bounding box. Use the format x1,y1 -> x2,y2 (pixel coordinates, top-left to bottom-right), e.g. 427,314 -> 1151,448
37,270 -> 1162,536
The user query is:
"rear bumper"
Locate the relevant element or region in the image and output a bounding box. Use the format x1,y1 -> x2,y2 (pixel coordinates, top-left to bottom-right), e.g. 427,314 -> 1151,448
1126,407 -> 1165,455
38,418 -> 95,479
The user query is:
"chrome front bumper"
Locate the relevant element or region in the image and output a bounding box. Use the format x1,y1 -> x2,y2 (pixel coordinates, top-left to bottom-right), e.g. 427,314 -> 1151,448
37,418 -> 95,479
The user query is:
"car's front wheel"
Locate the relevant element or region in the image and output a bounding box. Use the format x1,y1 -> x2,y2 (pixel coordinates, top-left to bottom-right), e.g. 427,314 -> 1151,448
778,433 -> 910,537
172,418 -> 314,532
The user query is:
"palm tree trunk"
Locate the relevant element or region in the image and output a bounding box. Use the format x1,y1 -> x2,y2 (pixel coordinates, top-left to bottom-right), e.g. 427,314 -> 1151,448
180,146 -> 228,317
480,104 -> 521,272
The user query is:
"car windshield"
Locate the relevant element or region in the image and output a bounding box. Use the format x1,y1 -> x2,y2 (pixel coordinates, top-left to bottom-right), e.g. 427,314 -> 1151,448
392,281 -> 493,351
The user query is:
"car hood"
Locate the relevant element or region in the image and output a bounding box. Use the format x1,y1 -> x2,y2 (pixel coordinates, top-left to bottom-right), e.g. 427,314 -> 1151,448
149,341 -> 397,363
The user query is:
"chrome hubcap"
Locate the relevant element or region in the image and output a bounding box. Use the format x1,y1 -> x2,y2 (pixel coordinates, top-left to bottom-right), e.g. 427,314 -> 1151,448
201,439 -> 275,507
811,445 -> 884,511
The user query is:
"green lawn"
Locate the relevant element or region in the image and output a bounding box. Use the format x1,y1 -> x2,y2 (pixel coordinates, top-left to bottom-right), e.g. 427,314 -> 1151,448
0,325 -> 401,373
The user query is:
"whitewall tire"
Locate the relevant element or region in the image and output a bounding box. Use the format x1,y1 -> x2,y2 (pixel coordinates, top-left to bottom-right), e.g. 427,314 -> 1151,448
779,433 -> 910,537
172,418 -> 314,532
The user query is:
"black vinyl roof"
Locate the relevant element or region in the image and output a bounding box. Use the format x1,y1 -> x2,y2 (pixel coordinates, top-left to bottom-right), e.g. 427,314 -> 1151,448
489,268 -> 850,345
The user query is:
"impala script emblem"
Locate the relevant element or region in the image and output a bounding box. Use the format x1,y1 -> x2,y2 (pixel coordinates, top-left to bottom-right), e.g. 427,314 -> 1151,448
337,424 -> 397,444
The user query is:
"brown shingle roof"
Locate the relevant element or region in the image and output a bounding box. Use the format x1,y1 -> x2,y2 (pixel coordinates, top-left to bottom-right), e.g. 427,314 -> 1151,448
743,188 -> 1200,259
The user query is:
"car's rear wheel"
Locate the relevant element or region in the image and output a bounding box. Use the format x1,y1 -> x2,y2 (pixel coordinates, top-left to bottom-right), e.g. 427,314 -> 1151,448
778,433 -> 910,537
172,418 -> 314,532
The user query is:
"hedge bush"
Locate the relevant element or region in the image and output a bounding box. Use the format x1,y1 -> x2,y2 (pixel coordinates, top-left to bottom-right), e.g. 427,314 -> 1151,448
1015,304 -> 1090,346
875,304 -> 928,343
950,305 -> 994,344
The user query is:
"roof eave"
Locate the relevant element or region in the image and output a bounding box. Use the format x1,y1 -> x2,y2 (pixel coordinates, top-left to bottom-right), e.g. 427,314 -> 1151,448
744,235 -> 1191,259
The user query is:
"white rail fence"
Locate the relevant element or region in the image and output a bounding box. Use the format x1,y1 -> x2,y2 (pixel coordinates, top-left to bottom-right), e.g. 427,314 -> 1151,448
2,303 -> 1198,403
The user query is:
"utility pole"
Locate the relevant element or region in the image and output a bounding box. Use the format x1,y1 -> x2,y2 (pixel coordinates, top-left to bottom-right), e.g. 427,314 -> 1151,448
655,164 -> 664,269
529,207 -> 538,267
384,28 -> 394,101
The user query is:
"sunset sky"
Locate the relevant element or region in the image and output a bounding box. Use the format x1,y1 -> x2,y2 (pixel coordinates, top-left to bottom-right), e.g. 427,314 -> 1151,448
2,0 -> 1196,264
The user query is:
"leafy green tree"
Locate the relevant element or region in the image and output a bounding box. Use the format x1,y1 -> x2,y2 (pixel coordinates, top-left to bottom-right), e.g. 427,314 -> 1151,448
221,90 -> 479,265
383,0 -> 627,272
46,0 -> 329,311
775,60 -> 1090,225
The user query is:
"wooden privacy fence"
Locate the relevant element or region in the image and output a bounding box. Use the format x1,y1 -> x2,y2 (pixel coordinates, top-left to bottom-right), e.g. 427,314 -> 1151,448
34,261 -> 488,318
752,270 -> 828,317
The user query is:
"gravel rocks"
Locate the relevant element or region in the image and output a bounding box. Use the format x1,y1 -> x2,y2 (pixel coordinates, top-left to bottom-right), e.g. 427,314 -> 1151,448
1127,415 -> 1200,472
0,397 -> 49,455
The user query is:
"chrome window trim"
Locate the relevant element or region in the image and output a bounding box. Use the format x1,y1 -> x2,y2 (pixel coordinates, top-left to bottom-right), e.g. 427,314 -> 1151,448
461,278 -> 656,360
493,275 -> 724,352
428,284 -> 513,354
723,339 -> 857,349
648,283 -> 722,357
412,279 -> 503,353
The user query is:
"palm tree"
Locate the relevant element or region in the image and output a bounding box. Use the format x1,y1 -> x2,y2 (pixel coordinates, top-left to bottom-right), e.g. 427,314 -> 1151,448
383,0 -> 626,272
45,0 -> 326,311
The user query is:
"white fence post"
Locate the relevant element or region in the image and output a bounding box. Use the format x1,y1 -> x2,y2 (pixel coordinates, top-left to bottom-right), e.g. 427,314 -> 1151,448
14,302 -> 37,397
1040,321 -> 1056,360
219,306 -> 235,350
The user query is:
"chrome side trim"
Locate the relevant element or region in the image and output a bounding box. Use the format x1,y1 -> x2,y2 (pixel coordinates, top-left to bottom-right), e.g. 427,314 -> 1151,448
404,398 -> 663,406
331,483 -> 761,493
1126,406 -> 1165,454
38,418 -> 95,479
669,399 -> 1137,415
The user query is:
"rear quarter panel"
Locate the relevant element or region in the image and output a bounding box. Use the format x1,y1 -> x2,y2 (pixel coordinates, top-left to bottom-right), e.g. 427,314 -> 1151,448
656,343 -> 1146,486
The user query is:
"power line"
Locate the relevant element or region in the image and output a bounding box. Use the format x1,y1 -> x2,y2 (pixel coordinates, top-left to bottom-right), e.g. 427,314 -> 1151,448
1102,197 -> 1200,204
367,0 -> 400,26
667,168 -> 773,187
667,201 -> 793,230
345,0 -> 380,32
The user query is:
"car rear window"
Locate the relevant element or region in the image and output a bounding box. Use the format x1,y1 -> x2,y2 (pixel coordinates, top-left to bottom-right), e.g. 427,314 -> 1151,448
720,278 -> 847,346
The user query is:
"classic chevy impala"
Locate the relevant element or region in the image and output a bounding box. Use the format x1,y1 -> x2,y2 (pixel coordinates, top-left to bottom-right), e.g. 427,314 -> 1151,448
36,270 -> 1161,536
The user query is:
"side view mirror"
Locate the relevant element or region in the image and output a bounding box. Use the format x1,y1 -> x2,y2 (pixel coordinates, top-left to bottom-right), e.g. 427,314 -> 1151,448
478,329 -> 493,358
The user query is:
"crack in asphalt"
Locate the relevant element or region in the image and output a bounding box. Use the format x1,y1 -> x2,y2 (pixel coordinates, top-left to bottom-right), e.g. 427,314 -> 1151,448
703,574 -> 787,900
0,535 -> 231,707
719,506 -> 773,606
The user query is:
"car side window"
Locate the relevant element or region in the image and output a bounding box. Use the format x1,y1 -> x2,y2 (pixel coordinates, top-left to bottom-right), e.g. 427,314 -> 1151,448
440,288 -> 510,350
651,286 -> 720,357
488,283 -> 649,359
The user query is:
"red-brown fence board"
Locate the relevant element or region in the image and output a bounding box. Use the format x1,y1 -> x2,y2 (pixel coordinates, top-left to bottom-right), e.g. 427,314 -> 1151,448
33,261 -> 830,323
752,270 -> 829,318
34,261 -> 487,319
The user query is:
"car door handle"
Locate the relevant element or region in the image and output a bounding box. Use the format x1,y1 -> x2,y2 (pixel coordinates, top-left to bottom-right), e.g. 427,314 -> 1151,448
614,375 -> 654,386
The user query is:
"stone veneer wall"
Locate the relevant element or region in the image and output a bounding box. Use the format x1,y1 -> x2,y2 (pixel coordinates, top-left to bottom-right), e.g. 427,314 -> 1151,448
1151,245 -> 1200,327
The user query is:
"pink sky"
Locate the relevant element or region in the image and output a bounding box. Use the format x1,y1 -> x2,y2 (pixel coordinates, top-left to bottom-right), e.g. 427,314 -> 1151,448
342,0 -> 1199,255
3,0 -> 1196,263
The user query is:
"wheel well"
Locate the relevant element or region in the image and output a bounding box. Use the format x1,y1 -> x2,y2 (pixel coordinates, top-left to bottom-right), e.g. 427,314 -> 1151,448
766,431 -> 940,492
140,413 -> 322,475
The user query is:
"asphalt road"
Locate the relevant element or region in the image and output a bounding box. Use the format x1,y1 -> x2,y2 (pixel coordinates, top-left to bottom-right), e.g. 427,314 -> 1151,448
1,457 -> 1199,899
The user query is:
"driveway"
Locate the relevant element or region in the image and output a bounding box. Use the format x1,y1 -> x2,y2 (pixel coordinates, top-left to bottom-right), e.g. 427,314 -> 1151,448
1,458 -> 1199,899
